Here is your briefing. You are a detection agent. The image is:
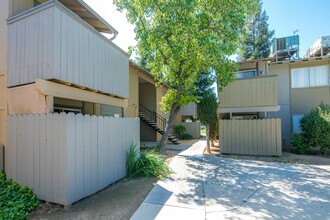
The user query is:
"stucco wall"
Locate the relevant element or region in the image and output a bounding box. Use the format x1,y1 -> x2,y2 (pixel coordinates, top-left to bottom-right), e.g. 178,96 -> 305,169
8,84 -> 50,115
0,0 -> 9,147
289,59 -> 330,115
139,82 -> 157,141
125,68 -> 139,118
291,87 -> 330,114
180,122 -> 201,139
268,63 -> 291,150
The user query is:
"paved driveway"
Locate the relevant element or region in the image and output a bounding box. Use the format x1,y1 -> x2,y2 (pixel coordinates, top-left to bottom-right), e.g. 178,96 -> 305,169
131,141 -> 330,220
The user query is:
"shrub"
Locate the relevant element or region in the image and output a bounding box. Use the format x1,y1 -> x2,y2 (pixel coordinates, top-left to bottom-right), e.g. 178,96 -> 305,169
0,172 -> 39,220
181,133 -> 193,140
290,134 -> 309,154
174,125 -> 186,139
300,103 -> 330,155
126,145 -> 172,179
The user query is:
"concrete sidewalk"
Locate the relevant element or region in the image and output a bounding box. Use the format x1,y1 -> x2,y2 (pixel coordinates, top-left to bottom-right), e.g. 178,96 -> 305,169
131,140 -> 330,220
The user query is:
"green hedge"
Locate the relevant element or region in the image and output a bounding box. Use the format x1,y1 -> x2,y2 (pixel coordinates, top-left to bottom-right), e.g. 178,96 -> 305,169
0,172 -> 39,220
300,103 -> 330,154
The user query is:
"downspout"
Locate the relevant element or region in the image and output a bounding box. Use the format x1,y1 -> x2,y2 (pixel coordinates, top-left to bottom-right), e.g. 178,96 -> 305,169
109,32 -> 118,41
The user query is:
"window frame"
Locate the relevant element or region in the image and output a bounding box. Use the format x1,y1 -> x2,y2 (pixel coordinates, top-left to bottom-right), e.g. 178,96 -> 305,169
235,69 -> 257,79
291,65 -> 330,89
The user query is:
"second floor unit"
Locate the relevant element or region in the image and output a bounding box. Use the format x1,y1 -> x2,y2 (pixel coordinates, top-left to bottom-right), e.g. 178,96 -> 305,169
6,0 -> 129,98
219,58 -> 279,116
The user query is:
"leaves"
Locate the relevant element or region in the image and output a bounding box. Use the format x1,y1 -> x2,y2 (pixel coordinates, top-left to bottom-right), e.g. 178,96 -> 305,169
0,172 -> 39,220
239,0 -> 275,60
126,145 -> 172,178
300,103 -> 330,154
114,0 -> 257,150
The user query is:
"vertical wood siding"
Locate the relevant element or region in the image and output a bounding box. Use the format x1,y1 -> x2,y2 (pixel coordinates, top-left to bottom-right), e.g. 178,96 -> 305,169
6,113 -> 139,205
219,119 -> 282,156
7,2 -> 129,98
219,76 -> 277,108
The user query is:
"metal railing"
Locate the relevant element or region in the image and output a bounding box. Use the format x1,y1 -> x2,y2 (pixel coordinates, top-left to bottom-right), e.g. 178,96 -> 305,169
139,104 -> 181,136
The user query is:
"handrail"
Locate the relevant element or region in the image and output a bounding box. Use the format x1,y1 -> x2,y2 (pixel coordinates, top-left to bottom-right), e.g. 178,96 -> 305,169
139,104 -> 181,136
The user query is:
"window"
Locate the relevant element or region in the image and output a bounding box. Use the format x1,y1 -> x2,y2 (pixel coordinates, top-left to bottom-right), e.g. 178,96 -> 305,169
101,104 -> 123,117
292,114 -> 304,134
291,65 -> 329,88
236,70 -> 256,79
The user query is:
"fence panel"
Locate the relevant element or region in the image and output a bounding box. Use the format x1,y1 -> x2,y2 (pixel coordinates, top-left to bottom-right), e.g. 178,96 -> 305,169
220,119 -> 282,156
6,113 -> 140,205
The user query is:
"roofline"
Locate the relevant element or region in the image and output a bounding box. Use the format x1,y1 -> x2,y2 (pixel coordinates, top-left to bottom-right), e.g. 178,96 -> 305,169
237,56 -> 330,65
129,61 -> 170,89
269,56 -> 330,65
74,0 -> 118,36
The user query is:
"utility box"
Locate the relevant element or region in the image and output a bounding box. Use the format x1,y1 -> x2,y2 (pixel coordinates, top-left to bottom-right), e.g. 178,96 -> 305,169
307,35 -> 330,57
272,35 -> 299,61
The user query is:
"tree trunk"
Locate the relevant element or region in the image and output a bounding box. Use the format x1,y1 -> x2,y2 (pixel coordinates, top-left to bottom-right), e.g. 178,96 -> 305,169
206,124 -> 211,153
159,104 -> 180,154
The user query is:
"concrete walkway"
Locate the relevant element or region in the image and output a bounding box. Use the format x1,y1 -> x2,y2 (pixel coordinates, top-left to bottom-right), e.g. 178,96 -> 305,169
131,141 -> 330,220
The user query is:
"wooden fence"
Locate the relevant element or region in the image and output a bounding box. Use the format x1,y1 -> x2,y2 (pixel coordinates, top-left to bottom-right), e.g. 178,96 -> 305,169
6,113 -> 139,205
219,119 -> 282,156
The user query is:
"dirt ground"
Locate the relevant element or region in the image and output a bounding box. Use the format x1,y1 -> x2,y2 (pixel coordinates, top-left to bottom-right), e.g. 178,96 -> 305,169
28,177 -> 157,220
28,149 -> 179,220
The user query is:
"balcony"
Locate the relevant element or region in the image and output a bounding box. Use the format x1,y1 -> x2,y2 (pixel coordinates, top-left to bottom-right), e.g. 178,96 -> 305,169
7,0 -> 129,98
219,75 -> 278,112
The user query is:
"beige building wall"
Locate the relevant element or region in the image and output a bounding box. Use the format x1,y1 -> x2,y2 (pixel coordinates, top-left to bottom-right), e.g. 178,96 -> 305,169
291,87 -> 330,114
268,63 -> 291,149
0,0 -> 10,147
289,59 -> 330,115
8,84 -> 51,115
139,82 -> 157,142
125,68 -> 139,118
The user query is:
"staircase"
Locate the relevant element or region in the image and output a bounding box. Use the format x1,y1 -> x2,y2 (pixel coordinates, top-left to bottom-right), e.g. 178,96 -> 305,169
139,104 -> 180,145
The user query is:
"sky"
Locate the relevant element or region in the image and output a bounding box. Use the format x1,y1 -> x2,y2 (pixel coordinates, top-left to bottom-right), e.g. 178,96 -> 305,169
83,0 -> 330,59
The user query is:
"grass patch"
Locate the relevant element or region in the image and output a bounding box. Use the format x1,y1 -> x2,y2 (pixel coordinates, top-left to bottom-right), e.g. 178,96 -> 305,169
126,145 -> 172,179
0,172 -> 39,220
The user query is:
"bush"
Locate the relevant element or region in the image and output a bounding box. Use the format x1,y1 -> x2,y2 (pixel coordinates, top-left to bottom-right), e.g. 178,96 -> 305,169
300,103 -> 330,155
0,172 -> 39,220
290,134 -> 309,154
174,125 -> 186,139
181,133 -> 193,140
126,145 -> 172,179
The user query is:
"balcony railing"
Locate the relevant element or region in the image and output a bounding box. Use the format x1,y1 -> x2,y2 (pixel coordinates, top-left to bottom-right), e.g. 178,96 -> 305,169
219,75 -> 278,108
7,0 -> 129,98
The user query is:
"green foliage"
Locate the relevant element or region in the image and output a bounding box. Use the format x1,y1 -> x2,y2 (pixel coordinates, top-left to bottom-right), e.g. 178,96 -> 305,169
115,0 -> 257,150
0,172 -> 39,220
300,103 -> 330,154
181,133 -> 193,140
239,0 -> 275,60
194,72 -> 215,100
174,124 -> 186,139
197,91 -> 217,126
290,134 -> 309,154
209,119 -> 219,141
126,145 -> 172,179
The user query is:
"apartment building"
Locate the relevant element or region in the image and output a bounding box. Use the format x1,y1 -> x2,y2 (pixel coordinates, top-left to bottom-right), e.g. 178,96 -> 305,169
0,0 -> 139,205
219,56 -> 330,155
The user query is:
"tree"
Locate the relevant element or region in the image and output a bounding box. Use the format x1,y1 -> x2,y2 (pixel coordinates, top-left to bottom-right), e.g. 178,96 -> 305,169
114,0 -> 257,153
197,90 -> 217,153
239,0 -> 274,60
194,71 -> 215,100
